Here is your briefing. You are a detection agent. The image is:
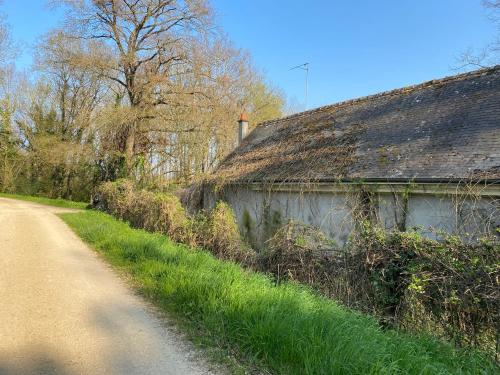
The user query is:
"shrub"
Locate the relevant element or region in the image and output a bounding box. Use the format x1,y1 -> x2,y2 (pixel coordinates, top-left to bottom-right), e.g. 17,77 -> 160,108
263,221 -> 376,316
93,181 -> 499,358
61,210 -> 499,375
195,201 -> 256,266
93,181 -> 254,265
92,179 -> 135,216
93,180 -> 191,243
264,219 -> 500,357
262,221 -> 340,285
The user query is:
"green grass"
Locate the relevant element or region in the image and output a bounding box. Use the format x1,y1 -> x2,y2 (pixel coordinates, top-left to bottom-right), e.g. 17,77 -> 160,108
0,193 -> 88,209
60,210 -> 497,375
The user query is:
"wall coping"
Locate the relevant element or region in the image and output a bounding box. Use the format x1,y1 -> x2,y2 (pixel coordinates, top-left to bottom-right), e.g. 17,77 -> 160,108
237,181 -> 500,197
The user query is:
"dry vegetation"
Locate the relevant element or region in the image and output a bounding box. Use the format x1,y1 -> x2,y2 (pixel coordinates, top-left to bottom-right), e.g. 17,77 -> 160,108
94,179 -> 256,265
0,0 -> 498,370
264,220 -> 499,358
62,209 -> 499,375
95,179 -> 500,360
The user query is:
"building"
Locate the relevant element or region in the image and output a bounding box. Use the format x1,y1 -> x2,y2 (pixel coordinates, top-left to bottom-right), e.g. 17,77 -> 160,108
204,66 -> 500,249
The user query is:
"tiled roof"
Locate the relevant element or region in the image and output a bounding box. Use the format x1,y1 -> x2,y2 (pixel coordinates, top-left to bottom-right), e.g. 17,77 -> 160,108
213,66 -> 500,183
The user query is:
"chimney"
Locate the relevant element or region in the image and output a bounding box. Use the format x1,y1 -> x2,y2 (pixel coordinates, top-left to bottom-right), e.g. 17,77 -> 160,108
237,112 -> 249,146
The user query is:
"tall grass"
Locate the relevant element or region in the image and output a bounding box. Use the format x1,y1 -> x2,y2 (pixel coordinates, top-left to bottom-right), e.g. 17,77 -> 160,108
0,193 -> 88,209
60,210 -> 497,375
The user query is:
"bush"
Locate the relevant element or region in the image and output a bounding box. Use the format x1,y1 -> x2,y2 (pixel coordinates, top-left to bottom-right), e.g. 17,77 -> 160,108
61,210 -> 499,375
143,193 -> 191,242
196,201 -> 256,265
93,181 -> 499,358
264,220 -> 500,357
93,180 -> 191,243
262,221 -> 377,317
350,223 -> 499,355
93,180 -> 254,264
263,221 -> 340,285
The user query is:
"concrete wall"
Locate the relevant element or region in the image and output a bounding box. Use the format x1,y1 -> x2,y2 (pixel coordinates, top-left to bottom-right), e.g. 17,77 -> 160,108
204,183 -> 499,249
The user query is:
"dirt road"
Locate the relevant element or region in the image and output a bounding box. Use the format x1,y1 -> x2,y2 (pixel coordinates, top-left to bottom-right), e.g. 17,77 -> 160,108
0,198 -> 218,375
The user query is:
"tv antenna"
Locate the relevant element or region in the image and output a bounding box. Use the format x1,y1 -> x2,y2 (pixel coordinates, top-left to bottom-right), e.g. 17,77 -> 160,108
290,62 -> 309,110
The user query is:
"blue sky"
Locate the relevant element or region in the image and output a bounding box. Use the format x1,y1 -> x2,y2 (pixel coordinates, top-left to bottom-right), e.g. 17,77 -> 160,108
3,0 -> 497,110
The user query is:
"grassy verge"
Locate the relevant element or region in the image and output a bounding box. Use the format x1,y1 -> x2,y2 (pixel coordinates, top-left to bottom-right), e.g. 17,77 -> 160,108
60,210 -> 497,375
0,193 -> 88,209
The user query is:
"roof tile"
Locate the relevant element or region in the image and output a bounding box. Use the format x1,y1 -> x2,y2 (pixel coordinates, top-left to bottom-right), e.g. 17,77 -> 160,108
213,66 -> 500,183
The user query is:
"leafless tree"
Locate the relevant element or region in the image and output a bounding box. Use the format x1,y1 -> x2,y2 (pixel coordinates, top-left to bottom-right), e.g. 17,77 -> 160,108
35,32 -> 109,137
50,0 -> 212,173
456,0 -> 499,69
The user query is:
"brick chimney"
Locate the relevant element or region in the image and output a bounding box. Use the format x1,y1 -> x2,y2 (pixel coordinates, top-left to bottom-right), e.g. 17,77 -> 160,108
237,112 -> 249,146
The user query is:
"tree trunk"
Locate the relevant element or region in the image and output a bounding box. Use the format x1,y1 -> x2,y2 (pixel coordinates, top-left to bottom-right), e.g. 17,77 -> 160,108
124,125 -> 136,176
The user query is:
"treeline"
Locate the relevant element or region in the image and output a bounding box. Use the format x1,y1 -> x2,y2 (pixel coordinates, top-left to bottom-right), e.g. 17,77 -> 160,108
0,0 -> 284,201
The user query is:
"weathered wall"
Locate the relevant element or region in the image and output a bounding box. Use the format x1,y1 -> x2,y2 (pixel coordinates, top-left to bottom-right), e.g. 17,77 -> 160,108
405,194 -> 499,239
204,184 -> 499,249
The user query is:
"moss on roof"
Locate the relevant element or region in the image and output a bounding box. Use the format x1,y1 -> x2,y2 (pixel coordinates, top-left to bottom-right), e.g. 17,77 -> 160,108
212,66 -> 500,184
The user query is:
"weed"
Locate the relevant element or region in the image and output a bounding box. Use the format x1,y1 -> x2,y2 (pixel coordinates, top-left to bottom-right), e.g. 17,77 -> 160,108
61,210 -> 498,375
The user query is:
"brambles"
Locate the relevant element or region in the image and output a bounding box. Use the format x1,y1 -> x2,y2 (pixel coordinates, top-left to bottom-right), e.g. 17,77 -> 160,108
61,210 -> 499,375
264,219 -> 500,357
262,221 -> 340,286
93,180 -> 500,358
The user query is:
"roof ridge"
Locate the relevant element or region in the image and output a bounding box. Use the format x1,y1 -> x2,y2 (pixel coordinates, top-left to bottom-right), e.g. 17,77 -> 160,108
259,65 -> 500,127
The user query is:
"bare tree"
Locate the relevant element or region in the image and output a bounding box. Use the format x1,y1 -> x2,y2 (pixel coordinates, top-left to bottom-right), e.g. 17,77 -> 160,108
0,3 -> 16,82
51,0 -> 212,173
457,0 -> 499,69
0,5 -> 20,192
35,32 -> 109,138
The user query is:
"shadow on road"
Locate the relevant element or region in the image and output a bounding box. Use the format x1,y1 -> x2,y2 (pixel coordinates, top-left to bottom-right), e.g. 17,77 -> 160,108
0,345 -> 77,375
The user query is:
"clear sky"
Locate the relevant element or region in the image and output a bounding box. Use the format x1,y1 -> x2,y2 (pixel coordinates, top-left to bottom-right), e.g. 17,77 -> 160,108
2,0 -> 497,110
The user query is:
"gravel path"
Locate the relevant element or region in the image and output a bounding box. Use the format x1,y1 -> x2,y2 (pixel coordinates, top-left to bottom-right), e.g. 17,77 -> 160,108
0,198 -> 219,375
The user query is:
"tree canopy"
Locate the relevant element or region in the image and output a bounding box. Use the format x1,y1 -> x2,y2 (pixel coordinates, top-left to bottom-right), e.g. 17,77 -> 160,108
0,0 -> 285,199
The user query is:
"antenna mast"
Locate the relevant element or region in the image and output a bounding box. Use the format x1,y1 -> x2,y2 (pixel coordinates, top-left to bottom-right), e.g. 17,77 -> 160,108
290,62 -> 309,110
